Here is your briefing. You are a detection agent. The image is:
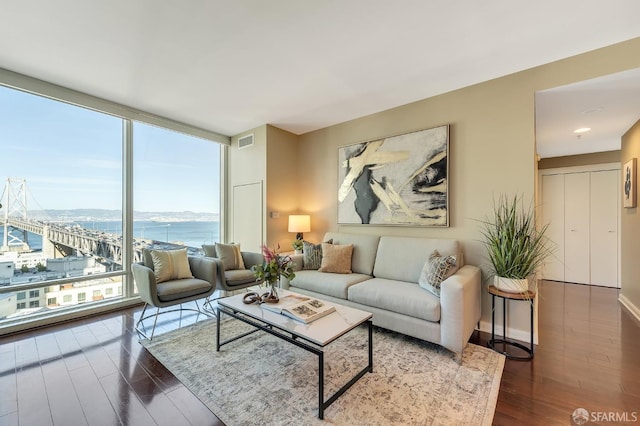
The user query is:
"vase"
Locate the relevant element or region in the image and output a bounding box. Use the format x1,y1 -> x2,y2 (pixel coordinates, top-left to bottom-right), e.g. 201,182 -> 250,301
494,276 -> 530,293
262,281 -> 279,303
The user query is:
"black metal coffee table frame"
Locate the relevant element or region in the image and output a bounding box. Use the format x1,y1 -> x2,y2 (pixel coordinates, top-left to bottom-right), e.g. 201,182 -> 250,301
216,305 -> 373,419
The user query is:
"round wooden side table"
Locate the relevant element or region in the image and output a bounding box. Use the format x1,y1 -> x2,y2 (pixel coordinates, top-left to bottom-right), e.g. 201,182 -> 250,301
487,285 -> 536,360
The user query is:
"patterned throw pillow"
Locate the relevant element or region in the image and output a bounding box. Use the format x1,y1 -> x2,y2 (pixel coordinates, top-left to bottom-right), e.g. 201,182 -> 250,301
418,250 -> 457,297
302,241 -> 323,270
150,248 -> 193,283
318,243 -> 353,274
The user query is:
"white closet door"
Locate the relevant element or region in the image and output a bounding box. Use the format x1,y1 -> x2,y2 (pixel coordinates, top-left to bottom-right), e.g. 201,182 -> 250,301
541,174 -> 565,281
564,172 -> 591,284
590,170 -> 619,287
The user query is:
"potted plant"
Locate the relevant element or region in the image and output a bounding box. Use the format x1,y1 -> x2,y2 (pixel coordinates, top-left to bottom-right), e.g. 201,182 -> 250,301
479,195 -> 553,294
251,245 -> 296,303
291,239 -> 303,254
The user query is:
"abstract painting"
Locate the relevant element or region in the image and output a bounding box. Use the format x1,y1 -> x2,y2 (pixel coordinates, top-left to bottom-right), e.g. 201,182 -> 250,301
338,125 -> 449,226
623,158 -> 636,208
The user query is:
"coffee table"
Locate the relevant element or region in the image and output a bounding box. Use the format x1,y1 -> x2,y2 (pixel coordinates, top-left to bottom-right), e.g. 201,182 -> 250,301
216,289 -> 373,419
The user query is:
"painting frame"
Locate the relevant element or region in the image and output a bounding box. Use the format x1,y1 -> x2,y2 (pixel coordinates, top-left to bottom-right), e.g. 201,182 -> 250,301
623,158 -> 637,208
337,125 -> 450,227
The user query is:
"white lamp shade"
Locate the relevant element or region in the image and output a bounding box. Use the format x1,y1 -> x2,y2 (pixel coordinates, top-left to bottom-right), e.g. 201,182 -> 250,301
288,215 -> 310,233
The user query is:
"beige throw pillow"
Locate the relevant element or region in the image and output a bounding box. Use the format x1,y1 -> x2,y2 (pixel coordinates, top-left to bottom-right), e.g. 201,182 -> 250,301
150,248 -> 193,283
215,243 -> 245,270
318,243 -> 353,274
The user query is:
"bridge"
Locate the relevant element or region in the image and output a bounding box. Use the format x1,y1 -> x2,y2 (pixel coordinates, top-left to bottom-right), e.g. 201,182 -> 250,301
1,178 -> 184,265
1,217 -> 186,265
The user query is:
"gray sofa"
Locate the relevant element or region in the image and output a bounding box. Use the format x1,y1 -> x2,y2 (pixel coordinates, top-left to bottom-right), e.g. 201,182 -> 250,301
281,232 -> 482,357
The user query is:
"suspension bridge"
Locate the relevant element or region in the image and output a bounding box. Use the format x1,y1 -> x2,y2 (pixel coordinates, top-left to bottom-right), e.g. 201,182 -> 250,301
1,178 -> 182,264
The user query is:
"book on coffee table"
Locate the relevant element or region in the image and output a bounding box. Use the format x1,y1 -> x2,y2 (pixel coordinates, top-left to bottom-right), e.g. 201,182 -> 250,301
261,294 -> 336,323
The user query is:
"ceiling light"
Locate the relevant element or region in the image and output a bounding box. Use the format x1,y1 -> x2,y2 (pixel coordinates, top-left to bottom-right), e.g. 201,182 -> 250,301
573,127 -> 591,134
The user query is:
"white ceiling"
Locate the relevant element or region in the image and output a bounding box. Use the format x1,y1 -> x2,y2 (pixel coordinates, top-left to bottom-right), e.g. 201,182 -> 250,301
536,67 -> 640,158
1,0 -> 639,140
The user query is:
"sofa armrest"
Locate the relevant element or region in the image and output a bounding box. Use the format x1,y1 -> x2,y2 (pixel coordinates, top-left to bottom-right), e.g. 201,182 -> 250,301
439,264 -> 482,355
132,262 -> 161,306
290,253 -> 304,272
188,256 -> 218,286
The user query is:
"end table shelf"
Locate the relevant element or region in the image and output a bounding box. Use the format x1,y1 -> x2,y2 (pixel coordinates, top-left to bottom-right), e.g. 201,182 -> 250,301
487,285 -> 536,361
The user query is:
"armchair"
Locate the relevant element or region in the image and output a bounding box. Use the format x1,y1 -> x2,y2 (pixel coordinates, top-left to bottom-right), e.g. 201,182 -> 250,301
201,244 -> 264,308
132,250 -> 218,340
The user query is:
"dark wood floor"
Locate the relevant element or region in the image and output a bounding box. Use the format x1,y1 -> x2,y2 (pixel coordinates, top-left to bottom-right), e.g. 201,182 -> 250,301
0,280 -> 638,425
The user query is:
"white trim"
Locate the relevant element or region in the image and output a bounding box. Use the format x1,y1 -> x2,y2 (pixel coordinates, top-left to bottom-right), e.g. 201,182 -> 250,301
0,297 -> 142,336
619,294 -> 640,323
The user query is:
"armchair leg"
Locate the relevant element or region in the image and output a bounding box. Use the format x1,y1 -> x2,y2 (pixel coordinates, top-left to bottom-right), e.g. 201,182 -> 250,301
136,299 -> 215,341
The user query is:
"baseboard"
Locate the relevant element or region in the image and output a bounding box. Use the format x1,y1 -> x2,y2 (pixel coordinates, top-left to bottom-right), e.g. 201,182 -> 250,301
619,294 -> 640,323
479,320 -> 539,346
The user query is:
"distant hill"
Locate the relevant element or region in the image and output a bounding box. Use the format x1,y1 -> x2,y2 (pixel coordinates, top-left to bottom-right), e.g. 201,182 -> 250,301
27,209 -> 219,222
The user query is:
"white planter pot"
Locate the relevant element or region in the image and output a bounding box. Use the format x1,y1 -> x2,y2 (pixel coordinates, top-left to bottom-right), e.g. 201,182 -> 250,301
494,276 -> 529,293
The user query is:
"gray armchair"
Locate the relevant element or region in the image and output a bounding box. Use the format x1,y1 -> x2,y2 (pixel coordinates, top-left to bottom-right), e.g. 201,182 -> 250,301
201,244 -> 264,307
132,254 -> 218,340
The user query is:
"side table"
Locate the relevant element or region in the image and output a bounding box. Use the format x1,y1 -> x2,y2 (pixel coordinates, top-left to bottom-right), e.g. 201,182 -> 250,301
487,285 -> 536,360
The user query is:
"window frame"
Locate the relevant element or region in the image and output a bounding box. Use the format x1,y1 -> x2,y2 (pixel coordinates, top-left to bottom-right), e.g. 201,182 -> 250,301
0,68 -> 228,335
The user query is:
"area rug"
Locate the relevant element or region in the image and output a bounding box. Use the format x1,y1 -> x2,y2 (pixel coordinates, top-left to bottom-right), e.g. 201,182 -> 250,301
142,318 -> 504,426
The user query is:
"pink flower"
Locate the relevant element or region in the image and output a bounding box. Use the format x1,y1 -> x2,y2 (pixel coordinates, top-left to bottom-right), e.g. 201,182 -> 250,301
261,244 -> 276,263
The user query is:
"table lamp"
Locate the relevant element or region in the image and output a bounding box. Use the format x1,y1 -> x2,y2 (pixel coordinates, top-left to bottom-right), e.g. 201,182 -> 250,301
288,215 -> 310,241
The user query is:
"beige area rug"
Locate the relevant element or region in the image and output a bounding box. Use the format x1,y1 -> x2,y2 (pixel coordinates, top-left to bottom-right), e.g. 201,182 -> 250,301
143,317 -> 504,426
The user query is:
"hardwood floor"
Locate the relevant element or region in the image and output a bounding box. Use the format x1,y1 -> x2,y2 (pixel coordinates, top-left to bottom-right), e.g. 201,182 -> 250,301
0,280 -> 638,425
470,280 -> 640,425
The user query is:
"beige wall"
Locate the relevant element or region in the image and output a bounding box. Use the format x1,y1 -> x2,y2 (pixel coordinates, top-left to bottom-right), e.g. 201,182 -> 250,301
295,37 -> 640,338
266,125 -> 300,251
226,37 -> 640,340
538,150 -> 621,169
621,119 -> 640,318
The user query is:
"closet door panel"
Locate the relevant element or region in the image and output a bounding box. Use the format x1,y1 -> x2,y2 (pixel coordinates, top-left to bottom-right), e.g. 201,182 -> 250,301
590,170 -> 619,287
564,173 -> 590,284
541,174 -> 565,281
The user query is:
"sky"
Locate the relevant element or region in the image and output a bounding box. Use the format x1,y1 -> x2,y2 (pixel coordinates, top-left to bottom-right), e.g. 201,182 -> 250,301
0,85 -> 221,214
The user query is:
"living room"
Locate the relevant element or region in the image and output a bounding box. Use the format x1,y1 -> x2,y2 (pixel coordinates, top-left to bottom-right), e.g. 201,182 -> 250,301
1,2 -> 640,425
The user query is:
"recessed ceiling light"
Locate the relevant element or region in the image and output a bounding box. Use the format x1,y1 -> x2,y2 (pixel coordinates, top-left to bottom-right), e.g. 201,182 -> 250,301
573,127 -> 591,134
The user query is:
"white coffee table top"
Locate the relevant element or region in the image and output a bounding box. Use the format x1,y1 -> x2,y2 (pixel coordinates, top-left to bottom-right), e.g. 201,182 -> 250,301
217,289 -> 372,346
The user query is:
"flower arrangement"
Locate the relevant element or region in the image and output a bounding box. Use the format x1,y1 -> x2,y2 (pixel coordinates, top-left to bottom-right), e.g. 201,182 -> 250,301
251,244 -> 296,294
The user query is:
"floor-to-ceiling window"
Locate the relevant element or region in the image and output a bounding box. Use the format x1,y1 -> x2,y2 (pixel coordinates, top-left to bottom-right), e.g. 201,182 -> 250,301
0,76 -> 225,331
132,122 -> 221,292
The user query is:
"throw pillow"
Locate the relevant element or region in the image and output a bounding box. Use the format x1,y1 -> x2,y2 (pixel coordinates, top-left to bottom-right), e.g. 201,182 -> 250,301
418,250 -> 457,297
215,242 -> 245,270
150,248 -> 193,284
302,238 -> 332,270
318,243 -> 353,274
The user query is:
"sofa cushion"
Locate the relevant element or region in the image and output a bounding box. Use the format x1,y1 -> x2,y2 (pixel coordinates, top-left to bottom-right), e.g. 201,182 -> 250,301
291,270 -> 371,299
157,278 -> 212,302
418,250 -> 457,297
319,243 -> 353,273
323,232 -> 381,275
150,248 -> 193,283
373,236 -> 462,283
348,278 -> 441,322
